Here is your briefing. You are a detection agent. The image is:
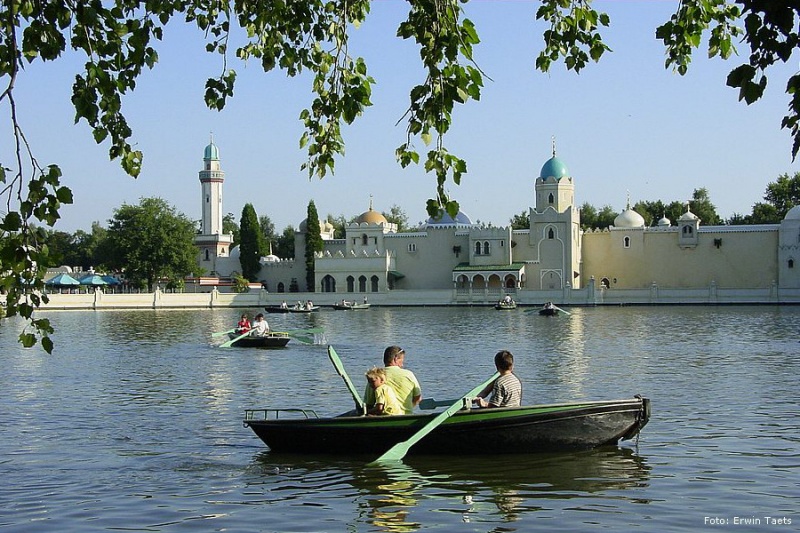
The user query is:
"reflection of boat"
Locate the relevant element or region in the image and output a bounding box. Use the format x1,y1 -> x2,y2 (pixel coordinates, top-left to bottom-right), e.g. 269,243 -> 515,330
332,301 -> 371,310
244,396 -> 650,455
248,445 -> 651,528
494,300 -> 517,310
226,332 -> 291,348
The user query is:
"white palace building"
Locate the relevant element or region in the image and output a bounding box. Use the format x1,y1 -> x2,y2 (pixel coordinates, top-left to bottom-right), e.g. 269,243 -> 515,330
194,140 -> 800,306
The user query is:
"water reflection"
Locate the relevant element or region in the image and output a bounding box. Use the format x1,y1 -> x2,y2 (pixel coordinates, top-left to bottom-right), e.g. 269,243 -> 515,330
246,446 -> 651,532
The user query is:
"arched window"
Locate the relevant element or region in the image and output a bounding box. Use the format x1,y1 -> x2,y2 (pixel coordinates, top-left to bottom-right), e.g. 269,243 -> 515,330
548,193 -> 554,204
682,225 -> 693,236
371,275 -> 379,292
548,228 -> 555,239
321,275 -> 336,292
789,259 -> 795,269
277,282 -> 285,293
483,241 -> 490,255
623,236 -> 630,248
361,234 -> 368,245
359,275 -> 367,292
204,249 -> 210,261
600,277 -> 610,289
474,242 -> 482,255
347,276 -> 355,292
407,243 -> 417,252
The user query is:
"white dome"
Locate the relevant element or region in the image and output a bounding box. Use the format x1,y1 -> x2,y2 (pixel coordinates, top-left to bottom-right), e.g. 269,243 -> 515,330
657,215 -> 671,227
784,205 -> 800,220
229,245 -> 240,259
614,209 -> 645,228
679,210 -> 699,221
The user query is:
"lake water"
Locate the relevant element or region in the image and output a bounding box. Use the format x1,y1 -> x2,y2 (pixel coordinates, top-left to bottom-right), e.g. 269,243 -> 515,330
1,305 -> 798,532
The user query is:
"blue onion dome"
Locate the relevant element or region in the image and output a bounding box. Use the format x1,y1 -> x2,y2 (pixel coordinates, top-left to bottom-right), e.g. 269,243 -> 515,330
425,209 -> 473,226
540,156 -> 570,180
204,139 -> 220,160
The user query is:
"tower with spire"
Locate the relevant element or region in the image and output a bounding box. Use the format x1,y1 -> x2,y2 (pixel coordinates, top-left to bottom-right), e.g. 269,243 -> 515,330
525,138 -> 582,289
195,136 -> 234,274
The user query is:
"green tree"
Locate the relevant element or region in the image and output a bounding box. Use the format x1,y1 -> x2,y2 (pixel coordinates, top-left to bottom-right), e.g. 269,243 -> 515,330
325,214 -> 348,239
275,226 -> 296,260
259,215 -> 277,253
580,203 -> 617,230
239,204 -> 265,281
763,172 -> 800,217
509,210 -> 530,230
5,1 -> 800,350
223,213 -> 240,247
305,201 -> 323,292
688,188 -> 723,226
104,198 -> 198,292
383,205 -> 410,232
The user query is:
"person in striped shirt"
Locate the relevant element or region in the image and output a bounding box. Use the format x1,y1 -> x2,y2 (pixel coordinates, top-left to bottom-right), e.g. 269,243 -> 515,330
474,350 -> 522,408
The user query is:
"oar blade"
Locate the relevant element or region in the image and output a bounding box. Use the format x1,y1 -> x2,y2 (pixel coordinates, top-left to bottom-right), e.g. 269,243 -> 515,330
211,328 -> 236,338
328,346 -> 366,414
220,330 -> 251,348
370,371 -> 500,465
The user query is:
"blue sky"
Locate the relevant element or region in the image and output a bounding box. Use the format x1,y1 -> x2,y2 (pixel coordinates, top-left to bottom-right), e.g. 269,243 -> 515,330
5,0 -> 800,233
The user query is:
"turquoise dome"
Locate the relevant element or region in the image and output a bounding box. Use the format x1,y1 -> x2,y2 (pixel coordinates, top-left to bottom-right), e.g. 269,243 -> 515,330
540,156 -> 569,180
204,142 -> 220,160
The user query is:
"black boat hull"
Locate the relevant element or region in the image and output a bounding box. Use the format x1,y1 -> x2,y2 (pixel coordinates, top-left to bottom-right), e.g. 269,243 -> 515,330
244,397 -> 650,455
227,332 -> 291,348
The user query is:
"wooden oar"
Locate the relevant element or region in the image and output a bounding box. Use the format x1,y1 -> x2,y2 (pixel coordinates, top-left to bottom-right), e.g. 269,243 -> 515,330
553,305 -> 572,316
220,330 -> 252,348
211,328 -> 236,337
327,345 -> 366,414
370,371 -> 500,465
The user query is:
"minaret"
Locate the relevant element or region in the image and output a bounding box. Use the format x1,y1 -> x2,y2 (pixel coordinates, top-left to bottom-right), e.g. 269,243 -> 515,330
195,136 -> 233,273
200,134 -> 224,235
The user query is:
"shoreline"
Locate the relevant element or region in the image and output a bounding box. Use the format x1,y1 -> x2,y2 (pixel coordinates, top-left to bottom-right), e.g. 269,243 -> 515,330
25,285 -> 800,311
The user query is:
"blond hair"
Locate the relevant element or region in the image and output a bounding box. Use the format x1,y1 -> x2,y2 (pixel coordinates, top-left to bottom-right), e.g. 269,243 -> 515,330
365,366 -> 386,380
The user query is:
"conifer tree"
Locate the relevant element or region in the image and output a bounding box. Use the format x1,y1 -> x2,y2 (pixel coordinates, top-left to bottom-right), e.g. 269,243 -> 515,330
305,201 -> 323,292
239,204 -> 265,282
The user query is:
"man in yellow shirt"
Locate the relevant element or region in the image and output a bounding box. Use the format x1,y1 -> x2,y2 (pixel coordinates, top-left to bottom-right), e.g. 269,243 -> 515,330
363,346 -> 422,415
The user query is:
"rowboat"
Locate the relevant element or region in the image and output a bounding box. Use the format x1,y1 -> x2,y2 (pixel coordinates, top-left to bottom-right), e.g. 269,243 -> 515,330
264,306 -> 290,314
539,307 -> 559,316
226,331 -> 291,348
332,302 -> 371,310
243,396 -> 650,455
288,305 -> 319,313
494,300 -> 517,310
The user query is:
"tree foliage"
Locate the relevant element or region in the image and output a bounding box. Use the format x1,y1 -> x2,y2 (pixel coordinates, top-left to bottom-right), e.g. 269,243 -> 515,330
274,225 -> 296,259
730,171 -> 800,223
579,202 -> 616,230
238,203 -> 264,281
223,213 -> 240,247
509,210 -> 530,230
4,1 -> 800,350
304,200 -> 323,292
383,204 -> 410,232
104,197 -> 198,291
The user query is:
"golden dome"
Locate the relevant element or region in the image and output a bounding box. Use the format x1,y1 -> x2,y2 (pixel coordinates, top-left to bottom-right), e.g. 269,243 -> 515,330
356,207 -> 387,225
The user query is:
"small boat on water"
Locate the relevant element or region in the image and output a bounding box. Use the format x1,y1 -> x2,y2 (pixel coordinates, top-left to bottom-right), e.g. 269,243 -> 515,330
226,331 -> 291,348
539,302 -> 560,316
332,301 -> 371,310
243,396 -> 650,455
265,306 -> 290,314
288,305 -> 319,313
494,300 -> 517,310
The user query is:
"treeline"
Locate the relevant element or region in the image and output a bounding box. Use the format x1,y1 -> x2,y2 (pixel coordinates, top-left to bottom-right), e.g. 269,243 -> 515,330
509,172 -> 800,230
